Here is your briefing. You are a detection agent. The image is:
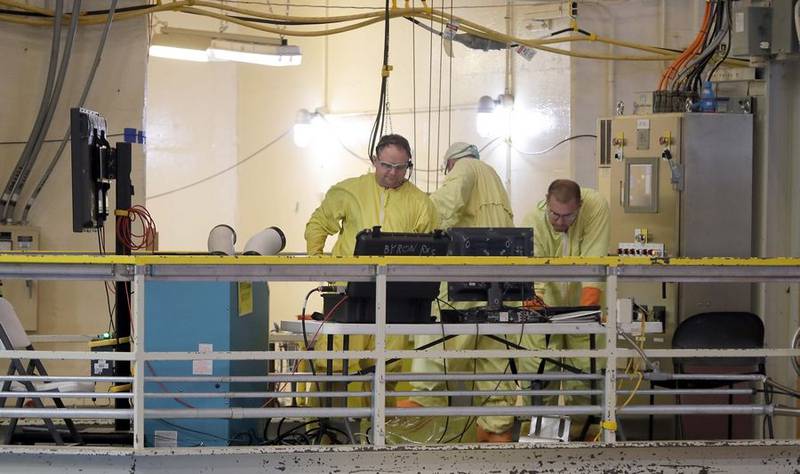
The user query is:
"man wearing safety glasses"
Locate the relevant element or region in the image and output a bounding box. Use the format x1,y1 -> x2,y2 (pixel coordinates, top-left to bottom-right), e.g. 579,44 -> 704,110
520,179 -> 610,435
305,133 -> 437,257
524,179 -> 609,307
304,134 -> 437,412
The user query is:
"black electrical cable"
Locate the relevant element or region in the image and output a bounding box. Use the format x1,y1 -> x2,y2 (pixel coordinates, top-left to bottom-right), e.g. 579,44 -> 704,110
705,0 -> 732,82
184,10 -> 358,26
687,2 -> 721,91
673,1 -> 721,93
550,27 -> 592,37
156,419 -> 240,444
270,419 -> 318,445
298,291 -> 350,445
97,226 -> 116,337
755,388 -> 800,399
676,0 -> 731,95
275,416 -> 287,441
300,288 -> 320,354
512,134 -> 597,156
433,0 -> 448,191
434,297 -> 528,443
366,0 -> 392,160
765,378 -> 800,398
433,298 -> 477,443
262,416 -> 272,443
298,287 -> 325,444
310,424 -> 350,444
0,4 -> 150,17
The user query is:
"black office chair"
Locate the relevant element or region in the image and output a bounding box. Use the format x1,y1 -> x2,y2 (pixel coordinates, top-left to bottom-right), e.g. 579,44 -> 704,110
648,312 -> 772,440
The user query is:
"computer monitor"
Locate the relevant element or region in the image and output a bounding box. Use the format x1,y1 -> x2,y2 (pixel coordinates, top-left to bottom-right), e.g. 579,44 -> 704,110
447,227 -> 534,310
70,107 -> 112,232
324,226 -> 449,324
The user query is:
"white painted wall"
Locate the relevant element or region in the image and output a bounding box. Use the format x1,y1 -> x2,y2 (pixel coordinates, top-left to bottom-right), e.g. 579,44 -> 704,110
145,59 -> 239,250
145,10 -> 240,251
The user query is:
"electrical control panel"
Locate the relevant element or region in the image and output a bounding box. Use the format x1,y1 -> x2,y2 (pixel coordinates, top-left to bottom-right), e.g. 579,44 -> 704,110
598,113 -> 754,347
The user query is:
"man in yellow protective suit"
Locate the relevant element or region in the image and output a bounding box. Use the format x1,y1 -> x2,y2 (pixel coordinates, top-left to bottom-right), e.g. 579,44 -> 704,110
397,142 -> 517,443
305,134 -> 437,256
304,133 -> 438,406
520,179 -> 610,433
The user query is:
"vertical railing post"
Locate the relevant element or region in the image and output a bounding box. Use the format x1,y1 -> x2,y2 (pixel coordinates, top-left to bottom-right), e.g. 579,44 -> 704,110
371,265 -> 387,446
602,271 -> 618,443
132,266 -> 146,450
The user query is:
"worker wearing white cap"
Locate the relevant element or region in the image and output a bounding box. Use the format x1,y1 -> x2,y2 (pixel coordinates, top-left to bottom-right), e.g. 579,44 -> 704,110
397,142 -> 518,443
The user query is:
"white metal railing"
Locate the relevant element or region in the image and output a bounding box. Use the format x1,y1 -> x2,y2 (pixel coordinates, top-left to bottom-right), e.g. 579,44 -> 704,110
0,256 -> 798,450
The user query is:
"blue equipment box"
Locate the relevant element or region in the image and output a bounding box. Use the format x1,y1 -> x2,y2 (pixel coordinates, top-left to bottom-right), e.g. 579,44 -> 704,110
143,281 -> 269,447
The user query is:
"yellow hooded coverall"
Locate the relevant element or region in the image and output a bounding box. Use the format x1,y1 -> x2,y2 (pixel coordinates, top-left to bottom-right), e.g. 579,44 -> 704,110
407,157 -> 518,435
304,172 -> 438,406
519,187 -> 610,407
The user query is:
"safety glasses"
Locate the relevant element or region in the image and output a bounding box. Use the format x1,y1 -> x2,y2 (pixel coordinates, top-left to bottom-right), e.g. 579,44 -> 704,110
546,206 -> 579,224
375,159 -> 410,171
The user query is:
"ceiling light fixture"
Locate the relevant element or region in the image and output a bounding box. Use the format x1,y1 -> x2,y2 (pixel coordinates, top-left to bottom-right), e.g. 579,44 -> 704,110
476,94 -> 514,138
149,26 -> 302,67
293,109 -> 324,148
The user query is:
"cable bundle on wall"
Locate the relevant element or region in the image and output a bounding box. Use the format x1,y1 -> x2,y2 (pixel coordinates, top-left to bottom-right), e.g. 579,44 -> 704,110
658,0 -> 732,93
116,205 -> 157,251
0,0 -> 80,223
671,0 -> 732,93
0,0 -> 750,65
20,0 -> 119,224
654,0 -> 733,112
0,0 -> 119,224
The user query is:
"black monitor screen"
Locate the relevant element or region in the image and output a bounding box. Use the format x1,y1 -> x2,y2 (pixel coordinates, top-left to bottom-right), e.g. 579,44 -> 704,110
70,107 -> 111,232
331,227 -> 449,323
447,227 -> 534,304
347,227 -> 448,300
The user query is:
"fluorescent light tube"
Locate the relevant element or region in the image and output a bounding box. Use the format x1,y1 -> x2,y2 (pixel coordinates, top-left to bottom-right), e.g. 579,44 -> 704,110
149,45 -> 209,62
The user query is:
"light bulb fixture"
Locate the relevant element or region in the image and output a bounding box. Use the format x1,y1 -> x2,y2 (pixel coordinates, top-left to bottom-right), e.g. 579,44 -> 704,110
476,96 -> 496,138
293,108 -> 324,148
475,94 -> 514,138
149,26 -> 302,67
